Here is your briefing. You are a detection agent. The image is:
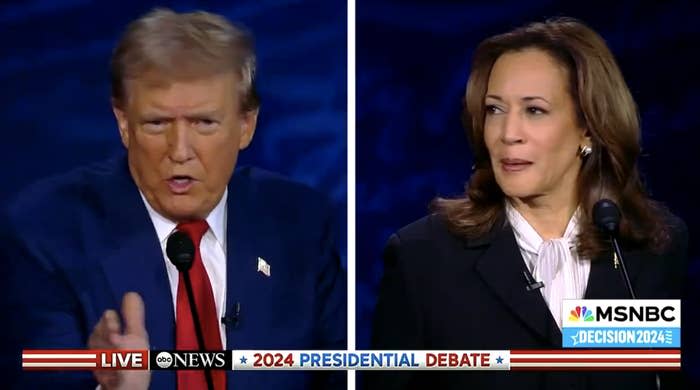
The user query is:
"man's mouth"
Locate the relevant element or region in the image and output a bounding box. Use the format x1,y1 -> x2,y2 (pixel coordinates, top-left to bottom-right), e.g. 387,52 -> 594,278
167,175 -> 195,194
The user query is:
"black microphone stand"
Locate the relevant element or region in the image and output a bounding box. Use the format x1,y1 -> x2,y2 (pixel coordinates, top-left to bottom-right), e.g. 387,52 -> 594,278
611,236 -> 636,299
593,199 -> 637,299
181,270 -> 215,390
167,231 -> 215,390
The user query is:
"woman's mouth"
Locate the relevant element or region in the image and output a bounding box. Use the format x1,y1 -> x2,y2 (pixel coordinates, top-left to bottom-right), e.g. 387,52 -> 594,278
500,158 -> 533,172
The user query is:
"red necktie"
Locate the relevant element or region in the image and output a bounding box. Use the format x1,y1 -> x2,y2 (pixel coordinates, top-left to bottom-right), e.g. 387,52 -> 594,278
175,220 -> 226,390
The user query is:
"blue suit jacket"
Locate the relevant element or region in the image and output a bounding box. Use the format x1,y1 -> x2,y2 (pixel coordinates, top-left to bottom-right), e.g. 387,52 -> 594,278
0,155 -> 346,389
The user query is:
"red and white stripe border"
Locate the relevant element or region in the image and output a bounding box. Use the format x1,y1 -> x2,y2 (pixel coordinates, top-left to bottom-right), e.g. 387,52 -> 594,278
22,349 -> 148,371
510,349 -> 681,371
23,349 -> 98,371
21,349 -> 681,371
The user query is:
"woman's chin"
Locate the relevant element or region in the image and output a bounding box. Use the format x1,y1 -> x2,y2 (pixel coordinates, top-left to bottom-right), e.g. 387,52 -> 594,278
497,182 -> 538,200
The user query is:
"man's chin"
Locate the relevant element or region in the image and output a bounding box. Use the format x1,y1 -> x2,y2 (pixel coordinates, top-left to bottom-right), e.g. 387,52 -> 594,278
148,191 -> 218,221
159,202 -> 209,222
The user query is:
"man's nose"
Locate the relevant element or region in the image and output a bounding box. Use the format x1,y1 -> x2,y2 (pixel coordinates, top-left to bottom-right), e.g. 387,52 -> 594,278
167,121 -> 195,163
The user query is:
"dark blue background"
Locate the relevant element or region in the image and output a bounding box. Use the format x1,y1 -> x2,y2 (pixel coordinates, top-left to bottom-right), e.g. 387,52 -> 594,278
0,0 -> 347,264
357,0 -> 700,383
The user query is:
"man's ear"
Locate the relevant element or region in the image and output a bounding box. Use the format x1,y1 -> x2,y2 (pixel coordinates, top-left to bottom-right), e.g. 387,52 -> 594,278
238,108 -> 259,150
112,100 -> 130,148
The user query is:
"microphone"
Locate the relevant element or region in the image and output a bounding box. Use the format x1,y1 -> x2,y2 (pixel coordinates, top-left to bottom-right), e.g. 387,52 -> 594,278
166,231 -> 214,390
221,302 -> 241,328
592,199 -> 636,299
523,269 -> 545,292
166,231 -> 196,272
593,199 -> 621,235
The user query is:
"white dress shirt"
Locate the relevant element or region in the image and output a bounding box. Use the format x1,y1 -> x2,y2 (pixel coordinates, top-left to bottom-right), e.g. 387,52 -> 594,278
140,190 -> 228,347
505,201 -> 590,329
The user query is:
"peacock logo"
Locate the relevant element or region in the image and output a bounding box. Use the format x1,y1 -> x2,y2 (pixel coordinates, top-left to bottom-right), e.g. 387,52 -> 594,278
569,306 -> 594,322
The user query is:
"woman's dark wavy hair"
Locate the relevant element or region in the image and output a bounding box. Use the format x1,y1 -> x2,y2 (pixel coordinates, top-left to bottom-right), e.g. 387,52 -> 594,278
433,17 -> 672,259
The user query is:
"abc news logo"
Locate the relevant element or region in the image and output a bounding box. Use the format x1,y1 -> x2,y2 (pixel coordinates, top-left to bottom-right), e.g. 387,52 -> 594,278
595,306 -> 676,322
151,351 -> 231,370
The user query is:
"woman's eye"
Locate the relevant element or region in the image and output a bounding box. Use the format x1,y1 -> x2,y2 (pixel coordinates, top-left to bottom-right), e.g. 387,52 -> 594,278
526,106 -> 547,115
485,104 -> 503,114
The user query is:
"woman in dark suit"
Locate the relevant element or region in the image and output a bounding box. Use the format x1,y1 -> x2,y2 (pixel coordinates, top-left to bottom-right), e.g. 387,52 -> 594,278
368,18 -> 688,390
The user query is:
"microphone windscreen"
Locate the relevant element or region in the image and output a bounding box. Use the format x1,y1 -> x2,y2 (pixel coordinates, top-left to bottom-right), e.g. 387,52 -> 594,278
166,231 -> 195,272
593,199 -> 621,234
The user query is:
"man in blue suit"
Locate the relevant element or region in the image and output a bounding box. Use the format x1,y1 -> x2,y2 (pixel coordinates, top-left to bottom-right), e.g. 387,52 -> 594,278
0,8 -> 346,390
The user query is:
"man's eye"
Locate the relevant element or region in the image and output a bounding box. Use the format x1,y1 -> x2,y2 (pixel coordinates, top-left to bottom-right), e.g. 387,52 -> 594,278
143,120 -> 168,132
192,119 -> 219,130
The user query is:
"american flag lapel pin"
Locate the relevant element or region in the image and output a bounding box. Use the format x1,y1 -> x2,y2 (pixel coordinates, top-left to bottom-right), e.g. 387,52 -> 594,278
257,257 -> 271,277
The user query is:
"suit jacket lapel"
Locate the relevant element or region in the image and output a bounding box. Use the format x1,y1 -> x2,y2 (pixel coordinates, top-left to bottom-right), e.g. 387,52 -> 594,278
473,218 -> 562,346
223,168 -> 263,387
96,156 -> 175,388
585,244 -> 643,299
223,168 -> 259,348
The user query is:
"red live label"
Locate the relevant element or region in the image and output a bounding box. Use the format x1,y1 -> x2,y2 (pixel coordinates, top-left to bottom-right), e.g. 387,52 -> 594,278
98,350 -> 149,370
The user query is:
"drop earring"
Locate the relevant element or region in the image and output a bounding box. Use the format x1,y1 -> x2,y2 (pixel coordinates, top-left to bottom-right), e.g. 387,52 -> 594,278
578,144 -> 592,157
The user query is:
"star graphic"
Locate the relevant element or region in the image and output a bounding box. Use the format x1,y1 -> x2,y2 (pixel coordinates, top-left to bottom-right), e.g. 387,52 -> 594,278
496,356 -> 504,364
571,334 -> 579,347
239,356 -> 248,364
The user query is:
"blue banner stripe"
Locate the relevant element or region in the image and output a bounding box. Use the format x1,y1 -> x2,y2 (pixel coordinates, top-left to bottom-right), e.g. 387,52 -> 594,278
562,327 -> 681,348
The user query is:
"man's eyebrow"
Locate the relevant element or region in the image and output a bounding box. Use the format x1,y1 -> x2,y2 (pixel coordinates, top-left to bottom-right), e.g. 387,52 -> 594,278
140,113 -> 173,121
185,110 -> 223,118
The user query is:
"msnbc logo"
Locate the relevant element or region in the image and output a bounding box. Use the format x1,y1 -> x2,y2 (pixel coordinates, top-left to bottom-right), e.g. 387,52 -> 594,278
562,299 -> 681,348
568,306 -> 594,322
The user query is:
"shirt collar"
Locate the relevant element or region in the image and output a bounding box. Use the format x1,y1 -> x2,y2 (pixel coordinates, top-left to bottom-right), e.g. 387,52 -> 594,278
505,200 -> 581,255
140,189 -> 228,246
